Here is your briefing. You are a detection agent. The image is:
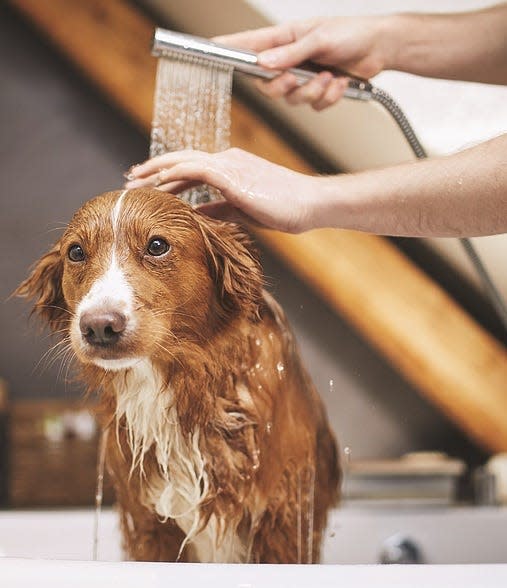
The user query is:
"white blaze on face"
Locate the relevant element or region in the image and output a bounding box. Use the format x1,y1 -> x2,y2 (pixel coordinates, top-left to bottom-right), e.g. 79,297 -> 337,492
74,190 -> 139,370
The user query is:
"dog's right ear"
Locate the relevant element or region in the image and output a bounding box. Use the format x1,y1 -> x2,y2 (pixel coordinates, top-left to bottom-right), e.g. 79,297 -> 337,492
15,243 -> 67,332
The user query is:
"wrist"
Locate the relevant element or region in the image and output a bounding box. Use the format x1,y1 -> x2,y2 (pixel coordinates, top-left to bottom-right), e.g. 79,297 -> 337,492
306,174 -> 357,231
379,13 -> 416,72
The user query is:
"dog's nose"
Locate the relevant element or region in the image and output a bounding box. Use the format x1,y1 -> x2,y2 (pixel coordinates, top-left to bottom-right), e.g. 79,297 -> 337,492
80,310 -> 127,346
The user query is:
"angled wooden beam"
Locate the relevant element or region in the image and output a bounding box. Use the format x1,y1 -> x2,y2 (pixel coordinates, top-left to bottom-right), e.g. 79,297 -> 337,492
8,0 -> 507,452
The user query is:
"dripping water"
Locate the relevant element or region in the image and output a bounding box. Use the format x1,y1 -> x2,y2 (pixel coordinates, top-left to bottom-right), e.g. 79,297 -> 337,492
150,51 -> 233,206
306,465 -> 316,564
296,463 -> 316,564
296,471 -> 302,564
92,427 -> 109,561
342,445 -> 352,503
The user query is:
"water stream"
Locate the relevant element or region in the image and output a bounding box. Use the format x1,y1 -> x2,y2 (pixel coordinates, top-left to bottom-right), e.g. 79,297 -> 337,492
150,52 -> 233,206
92,427 -> 109,561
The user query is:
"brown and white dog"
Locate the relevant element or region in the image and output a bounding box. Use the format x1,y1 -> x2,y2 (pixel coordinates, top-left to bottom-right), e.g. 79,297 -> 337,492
17,188 -> 340,563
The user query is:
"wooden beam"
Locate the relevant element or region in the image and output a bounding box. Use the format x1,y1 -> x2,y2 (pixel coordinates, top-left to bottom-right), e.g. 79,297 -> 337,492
9,0 -> 507,453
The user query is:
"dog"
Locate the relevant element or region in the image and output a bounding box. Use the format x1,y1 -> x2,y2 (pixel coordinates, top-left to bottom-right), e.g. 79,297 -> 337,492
16,188 -> 340,563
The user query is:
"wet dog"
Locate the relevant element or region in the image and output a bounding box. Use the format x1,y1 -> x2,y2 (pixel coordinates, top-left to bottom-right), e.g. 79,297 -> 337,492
17,188 -> 340,563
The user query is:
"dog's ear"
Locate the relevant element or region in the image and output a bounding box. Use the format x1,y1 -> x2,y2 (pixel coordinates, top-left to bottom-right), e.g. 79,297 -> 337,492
15,243 -> 67,332
198,217 -> 263,316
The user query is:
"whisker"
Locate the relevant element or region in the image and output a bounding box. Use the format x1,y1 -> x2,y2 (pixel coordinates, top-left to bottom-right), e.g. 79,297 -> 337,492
152,340 -> 185,369
34,337 -> 72,374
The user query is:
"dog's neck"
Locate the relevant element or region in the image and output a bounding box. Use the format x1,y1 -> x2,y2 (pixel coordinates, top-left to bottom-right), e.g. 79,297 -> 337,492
108,358 -> 246,562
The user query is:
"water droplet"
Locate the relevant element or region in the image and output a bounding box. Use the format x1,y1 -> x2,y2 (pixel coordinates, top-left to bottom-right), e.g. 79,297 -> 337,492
252,448 -> 261,471
255,338 -> 262,346
266,421 -> 272,434
277,362 -> 284,373
329,379 -> 334,392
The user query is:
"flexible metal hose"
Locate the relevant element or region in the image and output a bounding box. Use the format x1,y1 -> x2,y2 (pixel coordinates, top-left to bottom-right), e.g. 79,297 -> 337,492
369,84 -> 507,333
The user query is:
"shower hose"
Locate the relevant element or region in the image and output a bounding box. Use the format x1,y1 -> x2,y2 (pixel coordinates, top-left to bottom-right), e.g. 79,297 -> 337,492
350,80 -> 507,334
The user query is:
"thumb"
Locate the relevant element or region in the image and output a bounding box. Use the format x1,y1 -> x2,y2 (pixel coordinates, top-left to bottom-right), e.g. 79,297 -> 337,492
195,200 -> 261,228
258,34 -> 315,69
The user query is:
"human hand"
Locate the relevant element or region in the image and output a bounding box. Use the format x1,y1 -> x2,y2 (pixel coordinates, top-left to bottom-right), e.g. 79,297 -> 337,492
213,16 -> 393,110
124,148 -> 322,233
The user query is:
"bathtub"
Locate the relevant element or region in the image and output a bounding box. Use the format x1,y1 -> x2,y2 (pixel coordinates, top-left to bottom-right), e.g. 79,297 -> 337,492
1,506 -> 507,586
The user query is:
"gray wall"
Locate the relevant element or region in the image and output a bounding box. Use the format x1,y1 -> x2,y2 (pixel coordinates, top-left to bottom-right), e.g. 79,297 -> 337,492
0,4 -> 483,462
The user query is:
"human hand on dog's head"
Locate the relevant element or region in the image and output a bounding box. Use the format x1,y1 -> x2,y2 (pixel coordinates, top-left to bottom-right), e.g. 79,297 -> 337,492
125,148 -> 323,234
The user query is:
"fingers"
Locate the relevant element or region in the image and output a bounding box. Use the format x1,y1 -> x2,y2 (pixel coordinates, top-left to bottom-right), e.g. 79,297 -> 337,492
212,24 -> 294,52
124,149 -> 261,227
125,153 -> 236,203
125,150 -> 209,183
257,32 -> 316,69
213,24 -> 318,70
255,71 -> 344,110
154,179 -> 201,193
195,200 -> 258,226
254,71 -> 299,99
284,71 -> 333,106
126,163 -> 209,191
308,76 -> 349,111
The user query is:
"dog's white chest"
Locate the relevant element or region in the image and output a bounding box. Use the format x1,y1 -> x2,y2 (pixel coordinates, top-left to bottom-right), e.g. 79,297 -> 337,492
113,360 -> 245,562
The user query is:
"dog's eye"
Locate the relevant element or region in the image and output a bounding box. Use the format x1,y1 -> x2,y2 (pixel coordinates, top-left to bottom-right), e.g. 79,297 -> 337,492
147,238 -> 170,257
68,244 -> 85,262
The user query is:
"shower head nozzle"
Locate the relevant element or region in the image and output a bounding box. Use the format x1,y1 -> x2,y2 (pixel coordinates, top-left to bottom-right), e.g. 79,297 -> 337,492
152,28 -> 373,101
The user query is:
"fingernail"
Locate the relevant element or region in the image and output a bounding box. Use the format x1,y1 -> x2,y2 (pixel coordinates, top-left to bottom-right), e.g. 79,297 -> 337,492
123,171 -> 135,181
258,50 -> 280,67
126,163 -> 144,177
319,72 -> 333,86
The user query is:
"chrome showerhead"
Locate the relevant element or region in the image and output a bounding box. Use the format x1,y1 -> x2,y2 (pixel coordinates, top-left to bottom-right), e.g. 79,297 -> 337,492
152,28 -> 373,101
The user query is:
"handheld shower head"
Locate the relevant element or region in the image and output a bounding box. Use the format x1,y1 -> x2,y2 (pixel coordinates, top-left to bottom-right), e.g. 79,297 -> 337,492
152,28 -> 373,101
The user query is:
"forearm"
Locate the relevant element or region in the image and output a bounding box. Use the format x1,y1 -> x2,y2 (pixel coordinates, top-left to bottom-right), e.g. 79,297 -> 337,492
384,4 -> 507,84
314,133 -> 507,237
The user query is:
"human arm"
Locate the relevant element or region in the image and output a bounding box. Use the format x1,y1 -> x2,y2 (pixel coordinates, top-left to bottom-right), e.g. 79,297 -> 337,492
125,132 -> 507,238
213,4 -> 507,109
383,4 -> 507,85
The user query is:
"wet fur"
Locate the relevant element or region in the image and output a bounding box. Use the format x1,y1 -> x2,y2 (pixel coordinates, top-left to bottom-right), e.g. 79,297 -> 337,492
16,188 -> 340,563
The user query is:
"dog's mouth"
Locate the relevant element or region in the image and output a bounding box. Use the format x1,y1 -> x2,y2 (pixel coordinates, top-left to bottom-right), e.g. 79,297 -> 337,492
77,338 -> 141,370
72,309 -> 142,370
90,356 -> 143,371
76,339 -> 142,371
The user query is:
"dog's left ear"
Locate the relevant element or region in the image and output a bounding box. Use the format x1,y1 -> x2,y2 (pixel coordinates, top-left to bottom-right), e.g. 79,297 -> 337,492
15,243 -> 68,332
198,217 -> 263,316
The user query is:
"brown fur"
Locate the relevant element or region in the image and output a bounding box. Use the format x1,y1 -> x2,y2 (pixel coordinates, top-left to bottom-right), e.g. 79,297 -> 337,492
16,188 -> 340,563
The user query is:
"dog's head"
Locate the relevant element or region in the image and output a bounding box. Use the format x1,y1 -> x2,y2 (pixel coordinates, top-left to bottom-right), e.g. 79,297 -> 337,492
16,189 -> 263,371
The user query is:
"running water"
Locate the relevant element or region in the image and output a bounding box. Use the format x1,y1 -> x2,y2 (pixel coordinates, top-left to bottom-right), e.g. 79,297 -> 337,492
296,463 -> 316,564
342,445 -> 352,502
150,52 -> 233,206
93,427 -> 109,561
